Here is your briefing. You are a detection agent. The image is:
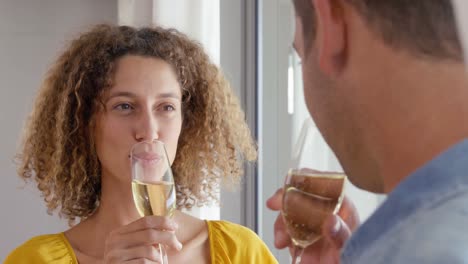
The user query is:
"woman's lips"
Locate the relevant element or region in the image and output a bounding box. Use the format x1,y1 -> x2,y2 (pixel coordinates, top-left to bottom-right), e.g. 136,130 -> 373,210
132,152 -> 161,164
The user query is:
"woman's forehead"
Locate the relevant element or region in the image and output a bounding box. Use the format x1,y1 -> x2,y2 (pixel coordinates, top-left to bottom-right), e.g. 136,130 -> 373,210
106,55 -> 182,98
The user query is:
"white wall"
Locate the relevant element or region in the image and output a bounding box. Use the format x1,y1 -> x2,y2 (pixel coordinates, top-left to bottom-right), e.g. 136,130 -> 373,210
0,0 -> 117,260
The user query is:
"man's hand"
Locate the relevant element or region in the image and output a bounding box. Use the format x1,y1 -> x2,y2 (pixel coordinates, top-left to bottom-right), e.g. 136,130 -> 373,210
267,188 -> 359,263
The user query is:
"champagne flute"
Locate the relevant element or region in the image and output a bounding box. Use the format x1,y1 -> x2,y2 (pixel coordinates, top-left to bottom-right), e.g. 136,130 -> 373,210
130,140 -> 176,264
282,118 -> 346,264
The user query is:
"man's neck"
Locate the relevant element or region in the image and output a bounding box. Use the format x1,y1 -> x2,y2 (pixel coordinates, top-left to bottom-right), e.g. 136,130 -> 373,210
362,56 -> 468,193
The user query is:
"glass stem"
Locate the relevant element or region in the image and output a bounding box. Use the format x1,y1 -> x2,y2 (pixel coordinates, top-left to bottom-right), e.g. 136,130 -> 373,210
159,244 -> 168,264
291,246 -> 304,264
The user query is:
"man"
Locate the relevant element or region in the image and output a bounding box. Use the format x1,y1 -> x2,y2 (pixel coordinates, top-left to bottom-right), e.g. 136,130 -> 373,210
267,0 -> 468,263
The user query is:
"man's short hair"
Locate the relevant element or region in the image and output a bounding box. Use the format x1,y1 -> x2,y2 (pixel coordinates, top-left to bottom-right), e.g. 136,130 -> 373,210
293,0 -> 462,61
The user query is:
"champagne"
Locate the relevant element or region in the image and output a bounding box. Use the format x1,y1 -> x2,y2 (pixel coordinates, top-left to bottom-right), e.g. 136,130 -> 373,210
282,170 -> 346,248
132,179 -> 176,217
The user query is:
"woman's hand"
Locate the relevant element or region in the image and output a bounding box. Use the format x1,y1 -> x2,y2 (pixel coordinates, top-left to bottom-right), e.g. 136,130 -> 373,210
267,188 -> 360,263
103,216 -> 183,263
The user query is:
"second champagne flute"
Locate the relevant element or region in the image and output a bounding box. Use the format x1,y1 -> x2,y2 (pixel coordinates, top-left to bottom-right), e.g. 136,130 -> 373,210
130,139 -> 176,264
282,118 -> 346,264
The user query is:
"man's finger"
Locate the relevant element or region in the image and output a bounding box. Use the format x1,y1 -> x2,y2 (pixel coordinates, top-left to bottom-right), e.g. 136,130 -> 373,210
322,214 -> 352,249
266,188 -> 283,211
337,196 -> 360,231
273,213 -> 291,249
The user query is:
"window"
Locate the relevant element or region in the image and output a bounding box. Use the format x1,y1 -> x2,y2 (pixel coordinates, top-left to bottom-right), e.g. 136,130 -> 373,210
258,0 -> 384,260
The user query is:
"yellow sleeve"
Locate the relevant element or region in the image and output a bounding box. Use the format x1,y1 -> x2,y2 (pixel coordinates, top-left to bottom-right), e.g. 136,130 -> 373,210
4,233 -> 77,264
208,220 -> 278,264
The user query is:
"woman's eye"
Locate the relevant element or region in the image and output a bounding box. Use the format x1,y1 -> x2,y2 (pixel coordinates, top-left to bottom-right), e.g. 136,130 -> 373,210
114,103 -> 134,111
163,105 -> 176,111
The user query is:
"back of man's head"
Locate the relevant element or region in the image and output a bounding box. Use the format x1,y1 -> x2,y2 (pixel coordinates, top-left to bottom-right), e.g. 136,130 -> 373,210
293,0 -> 462,61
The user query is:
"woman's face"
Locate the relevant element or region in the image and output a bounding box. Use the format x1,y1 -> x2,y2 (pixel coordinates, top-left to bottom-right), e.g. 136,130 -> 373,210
94,55 -> 183,183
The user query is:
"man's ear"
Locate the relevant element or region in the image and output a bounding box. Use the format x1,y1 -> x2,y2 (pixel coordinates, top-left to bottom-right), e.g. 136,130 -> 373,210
313,0 -> 347,76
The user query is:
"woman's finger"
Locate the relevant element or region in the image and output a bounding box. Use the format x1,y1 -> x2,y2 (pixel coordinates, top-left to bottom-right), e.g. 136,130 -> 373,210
107,229 -> 183,251
125,260 -> 159,264
105,244 -> 161,263
115,216 -> 178,235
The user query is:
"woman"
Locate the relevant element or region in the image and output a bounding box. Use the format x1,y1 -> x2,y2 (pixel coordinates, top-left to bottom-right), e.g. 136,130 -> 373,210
6,24 -> 277,264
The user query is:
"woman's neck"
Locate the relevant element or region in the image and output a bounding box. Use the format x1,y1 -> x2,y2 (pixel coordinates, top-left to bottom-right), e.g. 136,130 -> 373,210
65,175 -> 140,258
93,176 -> 141,226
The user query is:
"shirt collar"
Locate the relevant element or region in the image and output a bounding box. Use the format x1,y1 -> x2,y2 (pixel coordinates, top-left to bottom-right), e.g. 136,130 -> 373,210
342,139 -> 468,262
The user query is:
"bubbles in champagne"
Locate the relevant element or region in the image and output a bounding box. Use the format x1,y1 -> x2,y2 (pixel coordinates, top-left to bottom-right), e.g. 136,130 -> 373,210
282,171 -> 346,248
132,180 -> 176,217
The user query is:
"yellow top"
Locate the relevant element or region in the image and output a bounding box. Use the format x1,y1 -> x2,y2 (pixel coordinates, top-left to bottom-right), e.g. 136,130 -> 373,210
5,220 -> 278,264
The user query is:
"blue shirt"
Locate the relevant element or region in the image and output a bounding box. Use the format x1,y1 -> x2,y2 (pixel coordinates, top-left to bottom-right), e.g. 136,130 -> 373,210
341,139 -> 468,264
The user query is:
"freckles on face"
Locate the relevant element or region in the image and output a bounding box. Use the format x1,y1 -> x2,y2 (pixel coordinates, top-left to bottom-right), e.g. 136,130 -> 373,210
93,55 -> 183,182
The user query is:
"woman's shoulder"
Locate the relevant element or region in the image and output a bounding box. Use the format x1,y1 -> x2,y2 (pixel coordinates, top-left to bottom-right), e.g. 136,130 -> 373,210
207,220 -> 258,239
5,233 -> 77,264
207,220 -> 278,263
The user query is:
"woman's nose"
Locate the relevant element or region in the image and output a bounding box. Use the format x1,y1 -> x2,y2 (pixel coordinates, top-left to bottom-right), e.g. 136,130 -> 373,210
134,111 -> 159,142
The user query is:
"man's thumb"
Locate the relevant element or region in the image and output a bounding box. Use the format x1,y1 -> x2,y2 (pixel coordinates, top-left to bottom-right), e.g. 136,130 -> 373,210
322,214 -> 352,249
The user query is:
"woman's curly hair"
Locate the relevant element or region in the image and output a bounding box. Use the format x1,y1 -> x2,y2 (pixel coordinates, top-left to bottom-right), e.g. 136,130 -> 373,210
17,24 -> 257,224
